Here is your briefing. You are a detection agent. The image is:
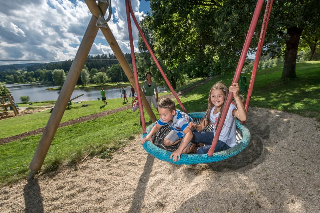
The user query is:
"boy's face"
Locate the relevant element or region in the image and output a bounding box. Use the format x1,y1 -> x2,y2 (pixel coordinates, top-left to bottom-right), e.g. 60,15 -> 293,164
158,107 -> 175,123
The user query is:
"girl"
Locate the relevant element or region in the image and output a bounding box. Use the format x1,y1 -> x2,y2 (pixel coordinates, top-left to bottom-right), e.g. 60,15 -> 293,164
189,81 -> 246,154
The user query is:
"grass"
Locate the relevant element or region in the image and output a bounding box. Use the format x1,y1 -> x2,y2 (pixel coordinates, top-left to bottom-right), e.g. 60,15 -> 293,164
0,62 -> 319,185
0,110 -> 151,184
0,99 -> 131,138
179,61 -> 320,122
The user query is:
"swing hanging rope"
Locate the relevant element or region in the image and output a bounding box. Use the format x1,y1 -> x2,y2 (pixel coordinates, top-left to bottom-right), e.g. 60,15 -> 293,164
125,0 -> 187,116
126,0 -> 273,164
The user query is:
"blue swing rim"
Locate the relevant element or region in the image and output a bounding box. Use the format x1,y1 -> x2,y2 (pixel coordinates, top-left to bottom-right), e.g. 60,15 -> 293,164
142,112 -> 251,165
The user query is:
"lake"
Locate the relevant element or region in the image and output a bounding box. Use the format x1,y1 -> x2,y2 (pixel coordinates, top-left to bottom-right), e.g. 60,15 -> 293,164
5,84 -> 167,103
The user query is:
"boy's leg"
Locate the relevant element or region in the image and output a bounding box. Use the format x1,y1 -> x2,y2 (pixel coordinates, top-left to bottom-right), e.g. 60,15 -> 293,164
182,143 -> 197,154
163,130 -> 180,146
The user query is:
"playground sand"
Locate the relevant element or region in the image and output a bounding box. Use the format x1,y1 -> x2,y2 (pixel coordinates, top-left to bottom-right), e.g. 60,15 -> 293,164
1,107 -> 320,212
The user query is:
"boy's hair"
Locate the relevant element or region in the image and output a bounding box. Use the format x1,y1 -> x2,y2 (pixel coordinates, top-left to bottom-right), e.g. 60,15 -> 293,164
145,71 -> 152,78
158,98 -> 176,112
204,81 -> 229,127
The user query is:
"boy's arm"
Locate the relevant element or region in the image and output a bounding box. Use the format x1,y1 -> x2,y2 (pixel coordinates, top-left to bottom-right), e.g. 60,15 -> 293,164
141,123 -> 161,144
170,127 -> 193,162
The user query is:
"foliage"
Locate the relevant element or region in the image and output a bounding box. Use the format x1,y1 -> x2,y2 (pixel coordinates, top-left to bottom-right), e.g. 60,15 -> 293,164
0,84 -> 10,96
264,0 -> 320,79
80,69 -> 90,86
106,64 -> 129,83
93,72 -> 108,85
19,96 -> 30,103
141,0 -> 320,84
52,69 -> 66,86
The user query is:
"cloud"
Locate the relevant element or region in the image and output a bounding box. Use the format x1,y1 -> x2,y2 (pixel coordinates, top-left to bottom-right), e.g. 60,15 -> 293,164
0,0 -> 147,66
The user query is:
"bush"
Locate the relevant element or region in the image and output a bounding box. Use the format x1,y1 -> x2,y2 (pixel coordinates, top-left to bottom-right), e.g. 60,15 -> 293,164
0,84 -> 10,96
20,96 -> 30,103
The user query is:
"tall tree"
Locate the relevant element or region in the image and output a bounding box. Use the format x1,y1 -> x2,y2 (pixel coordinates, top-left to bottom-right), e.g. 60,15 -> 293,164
263,0 -> 320,79
93,72 -> 108,85
80,69 -> 90,86
52,69 -> 66,86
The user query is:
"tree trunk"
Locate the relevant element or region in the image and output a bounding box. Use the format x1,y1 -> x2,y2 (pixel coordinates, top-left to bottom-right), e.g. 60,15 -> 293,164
170,75 -> 177,90
282,26 -> 303,79
310,44 -> 316,61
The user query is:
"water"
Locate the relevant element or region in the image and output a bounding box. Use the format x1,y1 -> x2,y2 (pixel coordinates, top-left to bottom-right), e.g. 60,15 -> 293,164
5,84 -> 167,103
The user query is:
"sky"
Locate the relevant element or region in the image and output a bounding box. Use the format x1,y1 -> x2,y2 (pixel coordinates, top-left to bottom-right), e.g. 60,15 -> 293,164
0,0 -> 151,66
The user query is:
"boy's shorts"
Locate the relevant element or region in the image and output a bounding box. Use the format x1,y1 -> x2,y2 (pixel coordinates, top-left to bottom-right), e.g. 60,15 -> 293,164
165,130 -> 193,147
165,130 -> 181,144
102,97 -> 106,101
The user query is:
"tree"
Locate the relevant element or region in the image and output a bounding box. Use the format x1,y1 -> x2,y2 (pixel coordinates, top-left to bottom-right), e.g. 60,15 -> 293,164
266,0 -> 320,79
141,0 -> 251,88
52,69 -> 66,86
0,84 -> 10,96
93,72 -> 108,85
80,69 -> 90,86
144,0 -> 320,83
300,25 -> 320,61
106,64 -> 128,82
89,68 -> 99,83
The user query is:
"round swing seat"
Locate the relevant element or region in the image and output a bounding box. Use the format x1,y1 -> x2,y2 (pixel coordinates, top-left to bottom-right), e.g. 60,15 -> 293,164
142,112 -> 251,165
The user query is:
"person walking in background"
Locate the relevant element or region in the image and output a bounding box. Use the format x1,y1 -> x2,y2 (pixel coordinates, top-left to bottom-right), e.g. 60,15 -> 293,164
122,86 -> 128,103
130,86 -> 135,99
142,71 -> 158,111
100,87 -> 107,105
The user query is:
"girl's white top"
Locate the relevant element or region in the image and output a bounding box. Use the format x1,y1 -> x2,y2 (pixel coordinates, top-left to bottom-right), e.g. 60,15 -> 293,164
210,103 -> 237,147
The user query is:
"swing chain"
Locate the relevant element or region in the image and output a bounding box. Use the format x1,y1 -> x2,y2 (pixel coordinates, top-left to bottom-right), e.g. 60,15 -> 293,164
96,0 -> 112,28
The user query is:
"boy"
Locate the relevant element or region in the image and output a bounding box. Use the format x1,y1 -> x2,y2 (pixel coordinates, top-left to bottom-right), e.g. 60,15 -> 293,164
100,87 -> 107,105
141,98 -> 193,162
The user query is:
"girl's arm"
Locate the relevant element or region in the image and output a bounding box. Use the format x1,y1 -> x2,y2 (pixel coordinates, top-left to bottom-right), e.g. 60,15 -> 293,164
229,83 -> 247,121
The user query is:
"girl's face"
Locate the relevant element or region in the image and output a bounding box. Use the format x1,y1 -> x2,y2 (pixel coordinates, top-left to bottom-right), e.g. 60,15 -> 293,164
210,89 -> 225,108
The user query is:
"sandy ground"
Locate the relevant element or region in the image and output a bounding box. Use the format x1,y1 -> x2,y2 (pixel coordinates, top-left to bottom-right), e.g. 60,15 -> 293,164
0,107 -> 320,213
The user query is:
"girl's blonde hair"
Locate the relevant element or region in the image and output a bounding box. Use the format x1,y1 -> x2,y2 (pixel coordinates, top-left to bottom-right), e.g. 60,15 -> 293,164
204,81 -> 228,127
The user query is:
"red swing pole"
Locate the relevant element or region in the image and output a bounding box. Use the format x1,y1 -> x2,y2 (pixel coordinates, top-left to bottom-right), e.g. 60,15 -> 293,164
207,0 -> 265,157
126,0 -> 147,133
245,0 -> 273,116
128,0 -> 187,113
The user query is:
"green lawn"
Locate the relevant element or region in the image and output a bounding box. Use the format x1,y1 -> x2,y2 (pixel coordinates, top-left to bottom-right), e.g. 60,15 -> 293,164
0,99 -> 131,138
0,62 -> 319,185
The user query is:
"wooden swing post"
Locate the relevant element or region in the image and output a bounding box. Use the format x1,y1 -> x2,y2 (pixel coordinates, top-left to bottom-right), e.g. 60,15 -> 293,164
85,0 -> 157,123
29,3 -> 109,176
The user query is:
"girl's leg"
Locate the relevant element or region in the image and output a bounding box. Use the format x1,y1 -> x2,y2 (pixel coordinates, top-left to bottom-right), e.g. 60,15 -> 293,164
192,131 -> 214,145
196,140 -> 230,154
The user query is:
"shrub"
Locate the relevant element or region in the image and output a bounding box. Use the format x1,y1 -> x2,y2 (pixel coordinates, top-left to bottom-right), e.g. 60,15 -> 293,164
20,96 -> 30,103
0,84 -> 10,96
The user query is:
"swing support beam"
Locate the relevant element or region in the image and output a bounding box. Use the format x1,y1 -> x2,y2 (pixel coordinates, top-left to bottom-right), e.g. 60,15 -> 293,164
29,0 -> 157,176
